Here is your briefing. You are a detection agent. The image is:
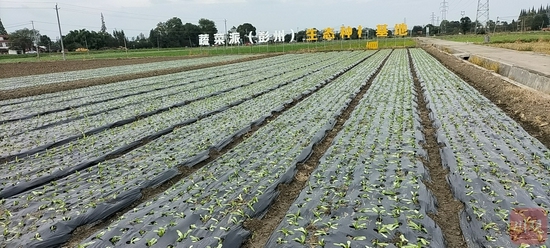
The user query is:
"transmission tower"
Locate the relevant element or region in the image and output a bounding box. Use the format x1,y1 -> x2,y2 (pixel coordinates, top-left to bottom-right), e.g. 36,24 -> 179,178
431,12 -> 436,26
475,0 -> 489,34
440,0 -> 448,33
461,11 -> 465,18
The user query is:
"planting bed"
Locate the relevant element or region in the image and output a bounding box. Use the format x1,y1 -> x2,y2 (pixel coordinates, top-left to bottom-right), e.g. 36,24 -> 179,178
266,49 -> 444,248
0,48 -> 548,248
411,49 -> 550,247
0,55 -> 253,91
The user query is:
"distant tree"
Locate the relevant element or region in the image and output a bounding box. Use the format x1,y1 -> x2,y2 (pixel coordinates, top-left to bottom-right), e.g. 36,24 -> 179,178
112,29 -> 127,47
38,35 -> 51,48
295,29 -> 306,42
460,17 -> 472,34
0,18 -> 7,35
447,21 -> 461,34
149,28 -> 161,48
236,23 -> 256,42
63,29 -> 115,50
165,17 -> 185,47
351,27 -> 359,39
198,18 -> 217,45
9,28 -> 35,53
131,32 -> 151,49
100,13 -> 107,33
424,24 -> 439,36
531,14 -> 548,30
412,25 -> 423,36
182,23 -> 201,47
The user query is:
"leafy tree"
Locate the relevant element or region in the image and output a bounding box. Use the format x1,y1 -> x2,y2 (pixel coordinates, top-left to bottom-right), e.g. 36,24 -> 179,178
424,24 -> 439,36
9,28 -> 35,53
447,21 -> 461,34
182,23 -> 201,47
165,17 -> 185,47
112,29 -> 127,47
351,27 -> 359,39
63,29 -> 115,50
38,35 -> 51,49
0,18 -> 7,35
149,28 -> 162,48
460,17 -> 472,34
198,18 -> 217,45
295,29 -> 306,42
412,25 -> 423,36
236,23 -> 256,42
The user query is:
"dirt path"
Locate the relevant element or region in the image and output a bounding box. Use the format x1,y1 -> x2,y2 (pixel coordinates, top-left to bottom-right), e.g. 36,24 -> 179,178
421,44 -> 550,149
408,49 -> 467,248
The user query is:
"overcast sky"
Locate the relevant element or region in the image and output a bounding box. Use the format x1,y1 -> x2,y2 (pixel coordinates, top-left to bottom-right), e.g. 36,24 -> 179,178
1,0 -> 546,40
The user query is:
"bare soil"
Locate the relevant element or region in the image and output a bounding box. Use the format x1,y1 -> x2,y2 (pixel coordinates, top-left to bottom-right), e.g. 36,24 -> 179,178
421,45 -> 550,149
408,49 -> 467,248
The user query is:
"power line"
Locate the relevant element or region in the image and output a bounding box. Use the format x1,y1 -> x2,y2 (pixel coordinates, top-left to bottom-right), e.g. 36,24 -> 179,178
2,7 -> 52,9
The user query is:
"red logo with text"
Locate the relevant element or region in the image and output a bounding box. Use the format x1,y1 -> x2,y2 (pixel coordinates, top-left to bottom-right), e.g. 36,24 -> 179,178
510,208 -> 548,245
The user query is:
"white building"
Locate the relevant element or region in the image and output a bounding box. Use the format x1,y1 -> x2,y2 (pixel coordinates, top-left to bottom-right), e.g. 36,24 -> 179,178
0,35 -> 9,54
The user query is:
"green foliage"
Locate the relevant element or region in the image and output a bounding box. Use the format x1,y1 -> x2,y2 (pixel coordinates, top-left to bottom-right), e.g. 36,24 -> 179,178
0,18 -> 7,35
237,23 -> 256,43
9,28 -> 35,52
460,17 -> 472,34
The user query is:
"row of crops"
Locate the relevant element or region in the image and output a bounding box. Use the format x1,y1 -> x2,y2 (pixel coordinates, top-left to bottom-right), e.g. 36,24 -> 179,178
410,49 -> 550,247
1,48 -> 549,247
0,50 -> 382,247
0,54 -> 255,91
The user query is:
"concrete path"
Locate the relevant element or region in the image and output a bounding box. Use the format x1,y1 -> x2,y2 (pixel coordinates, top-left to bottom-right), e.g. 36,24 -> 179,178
417,37 -> 550,77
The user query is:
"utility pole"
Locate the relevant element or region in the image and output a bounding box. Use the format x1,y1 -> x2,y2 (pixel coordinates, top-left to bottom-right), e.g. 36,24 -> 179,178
55,4 -> 66,60
475,0 -> 490,34
224,19 -> 227,49
31,20 -> 39,58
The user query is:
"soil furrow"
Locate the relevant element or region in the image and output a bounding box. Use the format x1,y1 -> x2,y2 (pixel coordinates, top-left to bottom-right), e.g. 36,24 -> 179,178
407,48 -> 467,248
241,50 -> 393,248
62,51 -> 380,248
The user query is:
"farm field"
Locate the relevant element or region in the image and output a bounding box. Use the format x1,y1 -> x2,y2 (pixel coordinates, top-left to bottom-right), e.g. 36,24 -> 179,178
0,38 -> 416,64
0,48 -> 549,248
438,32 -> 550,55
